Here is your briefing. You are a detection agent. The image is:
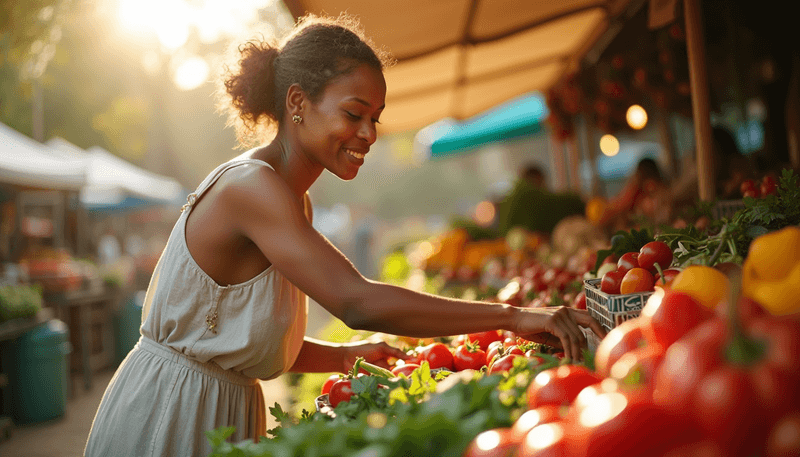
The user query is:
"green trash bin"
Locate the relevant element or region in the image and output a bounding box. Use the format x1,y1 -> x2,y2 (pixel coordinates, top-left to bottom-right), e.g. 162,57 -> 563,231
4,319 -> 70,425
114,291 -> 144,364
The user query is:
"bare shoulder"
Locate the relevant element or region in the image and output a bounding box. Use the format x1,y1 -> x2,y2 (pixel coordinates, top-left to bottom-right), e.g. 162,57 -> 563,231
216,164 -> 304,229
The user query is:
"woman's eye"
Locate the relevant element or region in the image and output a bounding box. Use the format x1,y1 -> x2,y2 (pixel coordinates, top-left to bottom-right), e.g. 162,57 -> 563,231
345,111 -> 360,120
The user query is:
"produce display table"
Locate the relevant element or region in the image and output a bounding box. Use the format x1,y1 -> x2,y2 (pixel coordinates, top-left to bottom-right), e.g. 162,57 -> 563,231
43,287 -> 119,394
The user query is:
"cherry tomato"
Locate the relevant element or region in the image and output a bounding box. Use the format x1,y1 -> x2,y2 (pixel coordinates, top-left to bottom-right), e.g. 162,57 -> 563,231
638,241 -> 673,272
740,179 -> 758,197
761,176 -> 778,197
593,318 -> 648,377
600,269 -> 626,294
572,291 -> 586,310
617,252 -> 640,274
640,289 -> 714,348
328,378 -> 355,407
654,268 -> 681,287
418,342 -> 454,370
321,374 -> 342,395
620,267 -> 654,294
488,354 -> 523,374
766,413 -> 800,457
467,331 -> 504,351
390,363 -> 420,377
743,188 -> 760,199
527,365 -> 603,409
453,344 -> 487,371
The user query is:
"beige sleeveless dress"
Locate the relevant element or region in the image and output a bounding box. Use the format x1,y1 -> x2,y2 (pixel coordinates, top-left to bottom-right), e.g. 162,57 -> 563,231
84,159 -> 308,456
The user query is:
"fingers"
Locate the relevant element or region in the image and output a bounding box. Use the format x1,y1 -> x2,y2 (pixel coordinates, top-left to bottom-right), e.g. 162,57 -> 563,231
549,308 -> 587,361
572,309 -> 608,339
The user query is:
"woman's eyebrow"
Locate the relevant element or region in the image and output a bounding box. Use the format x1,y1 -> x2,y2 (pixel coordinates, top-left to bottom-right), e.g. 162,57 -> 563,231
347,97 -> 385,110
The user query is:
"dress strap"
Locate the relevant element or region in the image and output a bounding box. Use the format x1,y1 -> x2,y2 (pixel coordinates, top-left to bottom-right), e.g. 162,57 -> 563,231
181,159 -> 274,213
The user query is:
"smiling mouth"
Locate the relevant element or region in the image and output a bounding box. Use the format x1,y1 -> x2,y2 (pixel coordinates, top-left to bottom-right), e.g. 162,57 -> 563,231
345,149 -> 365,159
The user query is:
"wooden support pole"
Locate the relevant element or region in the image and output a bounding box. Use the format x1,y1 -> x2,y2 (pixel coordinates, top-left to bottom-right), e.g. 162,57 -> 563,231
567,135 -> 582,194
549,137 -> 567,191
684,0 -> 715,201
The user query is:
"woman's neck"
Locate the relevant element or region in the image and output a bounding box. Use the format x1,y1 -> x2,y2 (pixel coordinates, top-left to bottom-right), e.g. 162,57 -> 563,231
246,134 -> 322,199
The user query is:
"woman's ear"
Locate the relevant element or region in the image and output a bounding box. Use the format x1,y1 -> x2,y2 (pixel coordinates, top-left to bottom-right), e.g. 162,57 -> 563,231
286,83 -> 305,119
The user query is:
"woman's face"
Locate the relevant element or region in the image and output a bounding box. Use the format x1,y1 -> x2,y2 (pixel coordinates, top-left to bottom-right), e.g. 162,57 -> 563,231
301,63 -> 386,181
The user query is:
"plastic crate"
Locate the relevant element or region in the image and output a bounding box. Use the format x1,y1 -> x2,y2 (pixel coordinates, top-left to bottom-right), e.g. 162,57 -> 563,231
584,279 -> 654,333
712,200 -> 746,220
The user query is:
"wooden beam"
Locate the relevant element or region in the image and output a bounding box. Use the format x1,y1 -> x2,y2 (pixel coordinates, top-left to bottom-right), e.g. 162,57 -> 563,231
684,0 -> 715,201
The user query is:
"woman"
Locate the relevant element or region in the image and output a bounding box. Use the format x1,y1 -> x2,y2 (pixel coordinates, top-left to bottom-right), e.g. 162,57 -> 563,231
598,157 -> 672,229
84,15 -> 604,456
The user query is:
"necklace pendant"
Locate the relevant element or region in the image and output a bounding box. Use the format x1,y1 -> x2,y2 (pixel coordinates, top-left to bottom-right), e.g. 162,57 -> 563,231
205,311 -> 218,334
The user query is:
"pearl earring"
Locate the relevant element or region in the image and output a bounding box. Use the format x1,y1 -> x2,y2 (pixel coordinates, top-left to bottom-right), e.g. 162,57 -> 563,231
292,115 -> 302,124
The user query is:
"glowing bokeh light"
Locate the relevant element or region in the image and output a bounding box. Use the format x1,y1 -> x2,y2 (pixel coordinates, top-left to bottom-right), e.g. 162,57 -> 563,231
475,430 -> 502,451
474,201 -> 496,227
599,134 -> 620,157
525,423 -> 564,450
626,104 -> 648,130
579,392 -> 628,428
173,56 -> 210,91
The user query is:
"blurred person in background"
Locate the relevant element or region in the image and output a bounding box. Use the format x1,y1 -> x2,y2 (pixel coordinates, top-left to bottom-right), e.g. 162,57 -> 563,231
597,157 -> 672,230
84,15 -> 604,457
497,162 -> 585,236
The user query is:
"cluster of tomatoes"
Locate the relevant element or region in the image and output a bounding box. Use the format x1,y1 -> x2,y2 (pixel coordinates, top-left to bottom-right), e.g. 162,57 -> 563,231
598,240 -> 678,295
397,330 -> 556,377
740,175 -> 778,198
462,285 -> 800,456
321,330 -> 560,408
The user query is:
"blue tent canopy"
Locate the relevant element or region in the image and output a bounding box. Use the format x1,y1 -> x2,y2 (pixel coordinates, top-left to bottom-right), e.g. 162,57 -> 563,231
428,93 -> 549,158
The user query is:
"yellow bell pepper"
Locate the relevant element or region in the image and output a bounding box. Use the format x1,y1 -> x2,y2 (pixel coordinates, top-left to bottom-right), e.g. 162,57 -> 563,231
670,265 -> 730,309
742,226 -> 800,316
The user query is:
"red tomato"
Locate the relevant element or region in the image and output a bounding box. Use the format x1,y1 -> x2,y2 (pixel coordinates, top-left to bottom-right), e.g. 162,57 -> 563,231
510,406 -> 567,441
766,413 -> 800,457
488,354 -> 523,374
453,344 -> 487,371
653,315 -> 800,456
328,378 -> 355,407
640,289 -> 714,348
617,252 -> 640,274
390,363 -> 419,377
740,179 -> 758,197
567,388 -> 688,456
638,241 -> 674,272
761,176 -> 778,196
418,342 -> 454,370
619,268 -> 654,294
485,340 -> 505,366
527,365 -> 603,409
517,422 -> 573,457
572,291 -> 586,310
594,318 -> 648,377
653,268 -> 681,287
743,188 -> 760,198
321,374 -> 342,396
524,350 -> 545,365
608,344 -> 666,388
462,428 -> 520,457
505,345 -> 525,356
600,269 -> 626,294
467,331 -> 504,351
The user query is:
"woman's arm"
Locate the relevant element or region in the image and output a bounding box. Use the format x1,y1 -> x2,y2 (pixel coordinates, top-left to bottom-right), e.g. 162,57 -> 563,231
288,336 -> 408,373
225,168 -> 604,360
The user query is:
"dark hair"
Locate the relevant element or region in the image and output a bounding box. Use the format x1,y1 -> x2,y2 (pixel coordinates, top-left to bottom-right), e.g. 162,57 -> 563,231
219,14 -> 393,147
635,157 -> 662,182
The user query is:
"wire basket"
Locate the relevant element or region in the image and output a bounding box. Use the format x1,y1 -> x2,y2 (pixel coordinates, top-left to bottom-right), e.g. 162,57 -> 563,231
584,279 -> 654,333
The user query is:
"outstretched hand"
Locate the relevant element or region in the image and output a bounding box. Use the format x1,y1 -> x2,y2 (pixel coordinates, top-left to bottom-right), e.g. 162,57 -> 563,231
341,335 -> 409,374
516,307 -> 607,361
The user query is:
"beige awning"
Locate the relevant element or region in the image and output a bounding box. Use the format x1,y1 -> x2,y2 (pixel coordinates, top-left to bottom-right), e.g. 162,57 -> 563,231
283,0 -> 635,134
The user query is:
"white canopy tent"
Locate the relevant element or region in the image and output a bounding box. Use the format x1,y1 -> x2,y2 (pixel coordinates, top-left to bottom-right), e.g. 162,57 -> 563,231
0,122 -> 86,190
45,137 -> 185,210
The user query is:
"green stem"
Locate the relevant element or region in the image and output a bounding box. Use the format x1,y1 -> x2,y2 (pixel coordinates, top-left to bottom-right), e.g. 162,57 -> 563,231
723,270 -> 767,366
653,263 -> 665,285
353,357 -> 395,379
708,225 -> 730,266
